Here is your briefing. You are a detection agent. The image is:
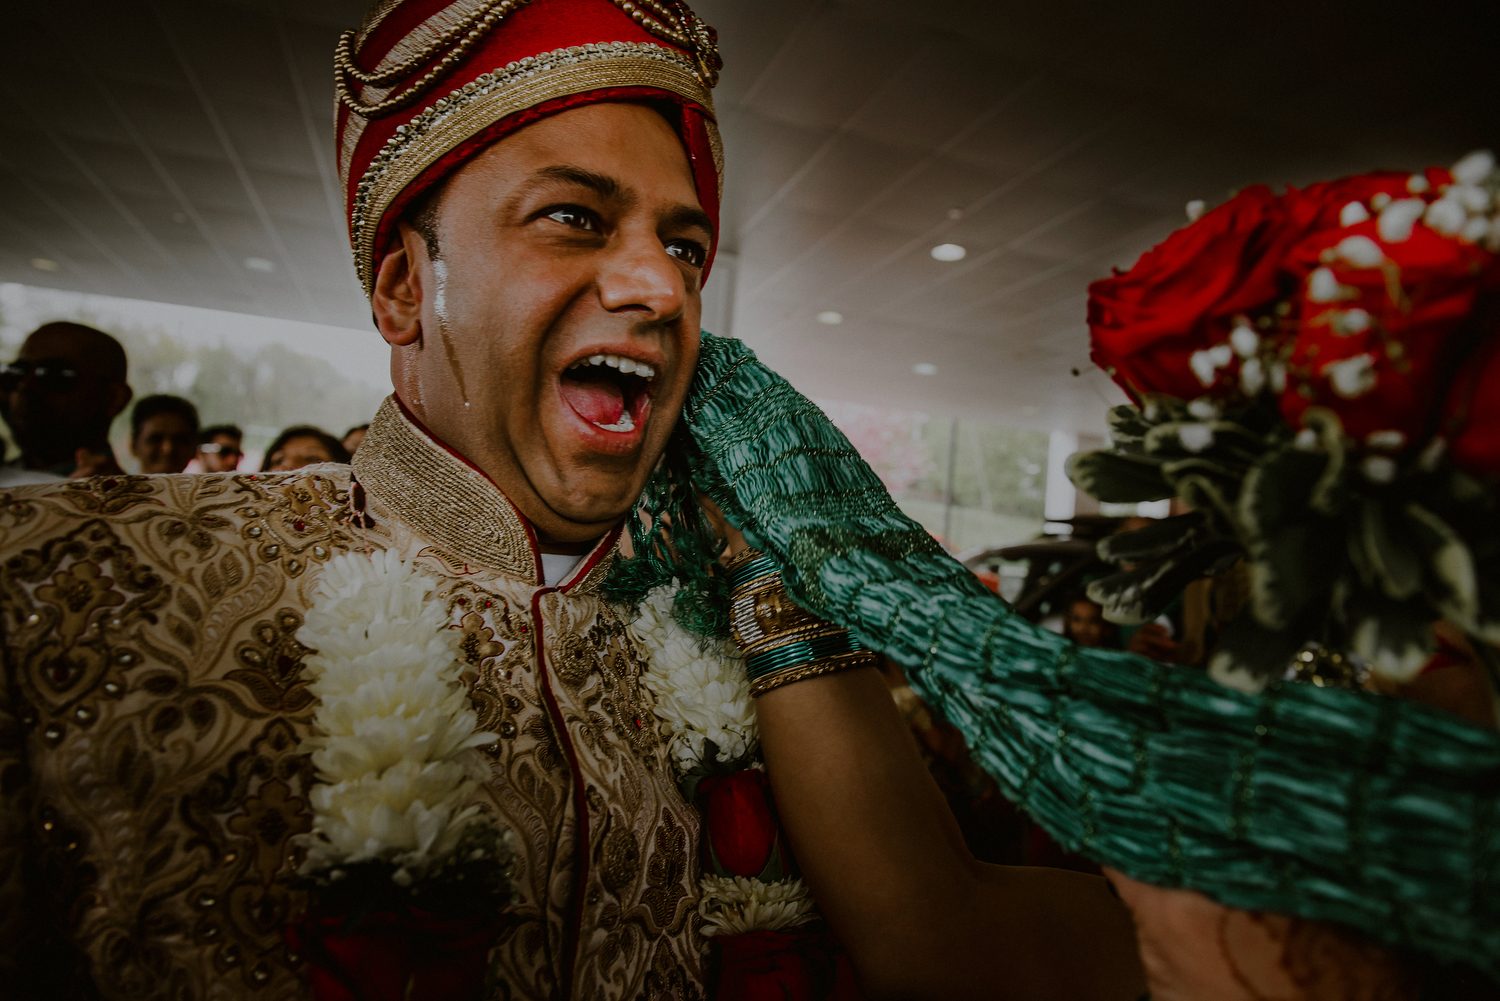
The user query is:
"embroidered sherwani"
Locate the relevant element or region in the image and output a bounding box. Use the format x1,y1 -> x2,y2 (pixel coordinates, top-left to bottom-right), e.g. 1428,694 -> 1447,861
0,398 -> 704,1001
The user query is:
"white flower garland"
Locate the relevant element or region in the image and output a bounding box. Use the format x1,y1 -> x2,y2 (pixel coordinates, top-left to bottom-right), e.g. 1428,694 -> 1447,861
626,582 -> 816,936
295,549 -> 503,886
630,583 -> 756,772
697,874 -> 816,937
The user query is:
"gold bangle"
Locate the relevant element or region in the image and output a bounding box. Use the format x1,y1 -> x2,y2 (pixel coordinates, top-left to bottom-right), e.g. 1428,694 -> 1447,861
725,549 -> 878,696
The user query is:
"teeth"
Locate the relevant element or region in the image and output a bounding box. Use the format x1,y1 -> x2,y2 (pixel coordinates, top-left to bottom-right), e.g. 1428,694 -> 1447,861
594,411 -> 636,433
567,353 -> 656,379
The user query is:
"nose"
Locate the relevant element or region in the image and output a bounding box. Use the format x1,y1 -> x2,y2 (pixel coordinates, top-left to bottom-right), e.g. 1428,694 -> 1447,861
596,229 -> 688,323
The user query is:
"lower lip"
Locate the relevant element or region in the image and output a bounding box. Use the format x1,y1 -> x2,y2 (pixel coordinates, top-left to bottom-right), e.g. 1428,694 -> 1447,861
556,382 -> 651,456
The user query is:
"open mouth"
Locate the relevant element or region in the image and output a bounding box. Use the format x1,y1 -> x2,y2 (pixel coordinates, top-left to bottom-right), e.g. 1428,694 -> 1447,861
559,353 -> 657,435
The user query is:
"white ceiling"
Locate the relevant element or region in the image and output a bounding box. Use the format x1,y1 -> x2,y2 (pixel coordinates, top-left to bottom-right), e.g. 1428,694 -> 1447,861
1,0 -> 1495,432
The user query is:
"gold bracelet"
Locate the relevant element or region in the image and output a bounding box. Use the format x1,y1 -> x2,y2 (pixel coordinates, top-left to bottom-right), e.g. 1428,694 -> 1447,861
725,549 -> 878,696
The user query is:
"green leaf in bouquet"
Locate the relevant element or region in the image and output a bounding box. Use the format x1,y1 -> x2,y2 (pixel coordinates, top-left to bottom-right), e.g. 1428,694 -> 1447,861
1207,606 -> 1316,694
1405,502 -> 1480,630
1161,456 -> 1252,493
1238,445 -> 1327,545
1336,581 -> 1435,683
1173,474 -> 1239,532
1105,405 -> 1153,456
1474,576 -> 1500,645
1096,510 -> 1210,566
1143,421 -> 1267,465
1066,450 -> 1172,503
1247,518 -> 1343,630
1357,497 -> 1423,602
1086,539 -> 1243,625
1137,394 -> 1194,425
1300,408 -> 1350,515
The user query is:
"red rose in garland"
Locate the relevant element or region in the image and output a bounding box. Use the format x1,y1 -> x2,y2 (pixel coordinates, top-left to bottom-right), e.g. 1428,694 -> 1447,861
1443,299 -> 1500,481
701,768 -> 786,878
1088,184 -> 1295,402
1279,220 -> 1500,445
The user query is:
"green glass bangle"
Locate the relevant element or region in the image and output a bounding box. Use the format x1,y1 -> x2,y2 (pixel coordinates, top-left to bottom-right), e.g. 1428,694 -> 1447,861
728,552 -> 780,590
745,631 -> 869,680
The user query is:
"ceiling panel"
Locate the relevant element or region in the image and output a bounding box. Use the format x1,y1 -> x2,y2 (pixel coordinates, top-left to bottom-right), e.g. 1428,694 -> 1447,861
0,0 -> 1494,432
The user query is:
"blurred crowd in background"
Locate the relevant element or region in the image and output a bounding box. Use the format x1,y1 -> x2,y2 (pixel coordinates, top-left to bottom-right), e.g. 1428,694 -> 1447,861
0,320 -> 370,487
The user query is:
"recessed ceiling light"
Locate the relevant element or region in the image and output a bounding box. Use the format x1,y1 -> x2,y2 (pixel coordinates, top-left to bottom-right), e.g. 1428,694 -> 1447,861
930,243 -> 966,262
913,362 -> 938,376
31,258 -> 59,272
244,257 -> 275,273
816,310 -> 844,325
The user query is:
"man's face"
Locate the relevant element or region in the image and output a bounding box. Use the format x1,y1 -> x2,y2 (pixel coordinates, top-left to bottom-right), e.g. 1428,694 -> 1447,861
132,414 -> 198,474
199,434 -> 243,472
375,102 -> 710,547
267,434 -> 335,472
1,328 -> 129,465
1068,599 -> 1108,648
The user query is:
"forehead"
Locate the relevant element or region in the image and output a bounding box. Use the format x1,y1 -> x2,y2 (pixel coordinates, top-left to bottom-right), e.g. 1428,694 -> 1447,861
20,329 -> 89,362
450,101 -> 700,207
141,413 -> 194,431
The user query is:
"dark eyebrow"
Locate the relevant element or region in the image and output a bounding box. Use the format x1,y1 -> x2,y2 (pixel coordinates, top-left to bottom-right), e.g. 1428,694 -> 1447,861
533,164 -> 627,203
529,163 -> 713,240
661,204 -> 715,242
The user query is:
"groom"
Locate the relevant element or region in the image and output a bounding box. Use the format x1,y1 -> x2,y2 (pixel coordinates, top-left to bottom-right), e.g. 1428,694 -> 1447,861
0,1 -> 1148,998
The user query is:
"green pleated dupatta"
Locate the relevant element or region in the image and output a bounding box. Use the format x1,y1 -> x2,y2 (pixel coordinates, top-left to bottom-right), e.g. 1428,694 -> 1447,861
680,332 -> 1500,980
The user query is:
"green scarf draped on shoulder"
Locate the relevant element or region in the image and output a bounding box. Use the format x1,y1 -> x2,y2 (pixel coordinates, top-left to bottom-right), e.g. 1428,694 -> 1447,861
679,331 -> 1500,981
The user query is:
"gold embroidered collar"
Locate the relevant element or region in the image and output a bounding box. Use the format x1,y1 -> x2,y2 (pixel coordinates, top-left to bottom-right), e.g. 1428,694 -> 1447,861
352,396 -> 617,590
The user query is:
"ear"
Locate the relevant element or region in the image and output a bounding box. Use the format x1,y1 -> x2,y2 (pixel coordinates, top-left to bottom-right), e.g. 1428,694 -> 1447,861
107,382 -> 133,421
372,223 -> 428,347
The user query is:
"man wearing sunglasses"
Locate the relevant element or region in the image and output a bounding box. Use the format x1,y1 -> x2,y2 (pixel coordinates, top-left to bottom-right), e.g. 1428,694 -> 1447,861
0,322 -> 131,486
197,423 -> 244,473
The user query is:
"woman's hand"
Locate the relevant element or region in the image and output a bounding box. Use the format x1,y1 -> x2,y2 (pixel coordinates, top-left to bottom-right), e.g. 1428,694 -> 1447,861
696,492 -> 747,559
1105,868 -> 1415,1001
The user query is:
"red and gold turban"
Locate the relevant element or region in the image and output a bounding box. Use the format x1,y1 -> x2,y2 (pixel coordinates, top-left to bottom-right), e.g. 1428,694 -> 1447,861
336,0 -> 723,296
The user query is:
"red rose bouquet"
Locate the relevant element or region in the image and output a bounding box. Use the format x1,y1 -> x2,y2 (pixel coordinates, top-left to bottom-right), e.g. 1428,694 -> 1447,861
1072,150 -> 1500,693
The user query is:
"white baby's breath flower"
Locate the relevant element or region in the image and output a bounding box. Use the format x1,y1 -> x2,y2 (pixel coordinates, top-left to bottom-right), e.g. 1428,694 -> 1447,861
1307,267 -> 1357,303
1451,149 -> 1496,187
1239,357 -> 1265,395
1378,198 -> 1426,243
1339,201 -> 1370,226
628,583 -> 756,772
294,550 -> 502,882
1425,197 -> 1467,237
1177,424 -> 1214,453
1229,324 -> 1259,358
698,875 -> 817,936
1323,354 -> 1377,399
1335,235 -> 1383,269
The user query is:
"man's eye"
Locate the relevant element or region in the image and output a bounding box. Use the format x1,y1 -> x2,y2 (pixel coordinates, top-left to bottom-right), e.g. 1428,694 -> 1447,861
544,206 -> 599,231
665,239 -> 706,267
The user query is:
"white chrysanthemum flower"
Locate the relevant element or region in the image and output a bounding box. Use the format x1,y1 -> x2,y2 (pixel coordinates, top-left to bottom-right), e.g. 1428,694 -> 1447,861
698,875 -> 816,936
294,549 -> 500,881
627,583 -> 756,772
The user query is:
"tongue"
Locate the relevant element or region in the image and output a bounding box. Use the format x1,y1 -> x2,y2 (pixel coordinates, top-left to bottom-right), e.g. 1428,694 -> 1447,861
560,374 -> 625,426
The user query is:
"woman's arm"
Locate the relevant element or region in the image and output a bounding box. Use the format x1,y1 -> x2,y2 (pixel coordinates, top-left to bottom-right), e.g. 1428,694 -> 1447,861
757,664 -> 1147,1000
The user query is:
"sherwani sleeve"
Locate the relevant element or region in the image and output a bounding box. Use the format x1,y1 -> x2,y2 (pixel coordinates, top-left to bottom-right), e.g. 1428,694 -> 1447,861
0,638 -> 36,999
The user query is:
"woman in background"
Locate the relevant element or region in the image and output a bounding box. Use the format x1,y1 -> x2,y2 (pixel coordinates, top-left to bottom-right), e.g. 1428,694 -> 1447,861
260,425 -> 349,472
